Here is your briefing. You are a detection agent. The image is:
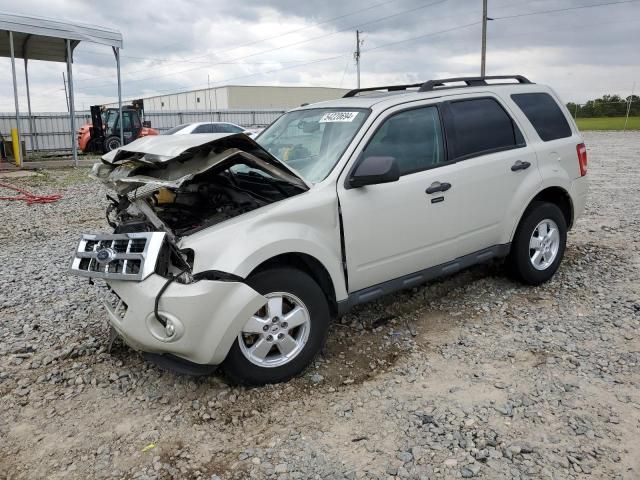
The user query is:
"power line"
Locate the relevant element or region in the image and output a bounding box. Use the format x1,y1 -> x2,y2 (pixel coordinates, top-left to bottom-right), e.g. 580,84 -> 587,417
362,20 -> 480,54
487,15 -> 640,41
75,0 -> 448,90
74,0 -> 417,82
89,53 -> 352,102
79,0 -> 404,64
493,0 -> 639,20
71,59 -> 323,85
103,20 -> 480,102
338,56 -> 352,88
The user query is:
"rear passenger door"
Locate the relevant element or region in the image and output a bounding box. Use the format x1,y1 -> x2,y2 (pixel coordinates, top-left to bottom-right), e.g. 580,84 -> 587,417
439,95 -> 541,255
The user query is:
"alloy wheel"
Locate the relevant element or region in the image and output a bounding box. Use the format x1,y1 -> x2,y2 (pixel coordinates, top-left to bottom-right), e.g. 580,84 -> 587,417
238,292 -> 311,368
529,219 -> 560,271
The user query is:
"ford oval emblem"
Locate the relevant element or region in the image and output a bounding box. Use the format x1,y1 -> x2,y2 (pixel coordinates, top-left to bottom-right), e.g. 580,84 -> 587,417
96,247 -> 115,263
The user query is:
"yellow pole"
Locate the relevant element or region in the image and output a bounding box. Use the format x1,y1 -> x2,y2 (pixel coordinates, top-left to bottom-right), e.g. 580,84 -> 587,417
11,128 -> 21,167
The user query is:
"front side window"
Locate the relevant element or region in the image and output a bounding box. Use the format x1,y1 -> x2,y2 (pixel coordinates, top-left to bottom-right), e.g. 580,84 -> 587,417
511,92 -> 572,141
362,106 -> 445,176
446,97 -> 524,160
258,108 -> 368,183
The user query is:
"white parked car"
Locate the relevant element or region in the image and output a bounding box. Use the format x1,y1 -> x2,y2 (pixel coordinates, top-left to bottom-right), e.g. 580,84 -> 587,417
162,121 -> 263,137
70,75 -> 588,385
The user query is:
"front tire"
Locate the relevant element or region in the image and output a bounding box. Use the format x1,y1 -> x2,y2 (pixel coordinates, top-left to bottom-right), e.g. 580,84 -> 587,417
104,135 -> 122,152
508,201 -> 567,285
222,268 -> 330,386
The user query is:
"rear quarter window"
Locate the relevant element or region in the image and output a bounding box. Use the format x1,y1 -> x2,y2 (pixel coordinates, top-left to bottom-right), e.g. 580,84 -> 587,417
511,92 -> 572,141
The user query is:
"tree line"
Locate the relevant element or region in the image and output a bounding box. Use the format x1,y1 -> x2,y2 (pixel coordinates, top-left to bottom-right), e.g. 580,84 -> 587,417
566,94 -> 639,118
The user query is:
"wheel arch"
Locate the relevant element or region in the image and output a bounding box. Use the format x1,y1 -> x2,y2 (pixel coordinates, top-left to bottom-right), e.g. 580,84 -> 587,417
531,186 -> 574,228
511,185 -> 574,242
248,252 -> 338,320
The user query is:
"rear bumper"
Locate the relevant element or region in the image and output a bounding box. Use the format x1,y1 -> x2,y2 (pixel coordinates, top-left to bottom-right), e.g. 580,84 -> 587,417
570,175 -> 589,225
105,274 -> 266,365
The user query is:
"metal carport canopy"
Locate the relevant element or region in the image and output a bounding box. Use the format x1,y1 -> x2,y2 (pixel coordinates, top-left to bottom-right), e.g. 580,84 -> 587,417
0,11 -> 124,165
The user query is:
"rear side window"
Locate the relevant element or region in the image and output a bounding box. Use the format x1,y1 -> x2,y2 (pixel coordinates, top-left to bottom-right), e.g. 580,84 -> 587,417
445,97 -> 525,160
511,93 -> 572,141
193,124 -> 215,133
217,123 -> 245,133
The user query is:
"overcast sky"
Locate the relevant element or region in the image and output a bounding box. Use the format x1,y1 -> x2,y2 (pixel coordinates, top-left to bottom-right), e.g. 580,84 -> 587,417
1,0 -> 639,111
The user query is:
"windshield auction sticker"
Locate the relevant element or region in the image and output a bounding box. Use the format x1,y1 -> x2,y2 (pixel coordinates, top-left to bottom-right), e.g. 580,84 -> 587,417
319,111 -> 359,123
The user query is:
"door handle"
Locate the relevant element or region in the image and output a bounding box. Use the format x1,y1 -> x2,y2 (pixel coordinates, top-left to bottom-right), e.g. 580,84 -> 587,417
426,181 -> 451,194
511,160 -> 531,171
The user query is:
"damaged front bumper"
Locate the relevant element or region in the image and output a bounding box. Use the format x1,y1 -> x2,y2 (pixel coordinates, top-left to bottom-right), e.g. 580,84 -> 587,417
70,232 -> 266,365
104,273 -> 265,365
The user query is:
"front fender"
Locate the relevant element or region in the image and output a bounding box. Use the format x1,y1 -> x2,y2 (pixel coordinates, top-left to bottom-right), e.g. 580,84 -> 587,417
180,186 -> 348,301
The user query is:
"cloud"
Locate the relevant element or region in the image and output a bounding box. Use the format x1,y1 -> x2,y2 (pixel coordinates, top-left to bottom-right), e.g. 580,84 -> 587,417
1,0 -> 639,111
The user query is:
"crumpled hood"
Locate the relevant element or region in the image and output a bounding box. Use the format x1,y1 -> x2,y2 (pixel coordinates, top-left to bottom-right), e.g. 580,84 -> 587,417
93,132 -> 310,193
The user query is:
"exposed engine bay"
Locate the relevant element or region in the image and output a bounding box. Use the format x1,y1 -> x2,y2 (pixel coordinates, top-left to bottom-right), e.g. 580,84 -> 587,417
86,133 -> 309,278
92,133 -> 308,237
109,167 -> 299,237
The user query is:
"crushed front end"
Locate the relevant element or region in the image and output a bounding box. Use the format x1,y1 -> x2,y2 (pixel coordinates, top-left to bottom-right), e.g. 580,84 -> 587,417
69,133 -> 308,365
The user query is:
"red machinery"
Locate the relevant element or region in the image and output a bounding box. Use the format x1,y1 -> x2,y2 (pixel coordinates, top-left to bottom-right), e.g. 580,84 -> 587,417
77,99 -> 158,154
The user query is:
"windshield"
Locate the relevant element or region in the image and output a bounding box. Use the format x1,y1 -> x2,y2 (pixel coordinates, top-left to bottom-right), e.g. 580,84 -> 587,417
257,108 -> 368,182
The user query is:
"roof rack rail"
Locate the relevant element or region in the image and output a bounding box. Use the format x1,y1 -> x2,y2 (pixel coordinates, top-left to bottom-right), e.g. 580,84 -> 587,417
418,75 -> 532,92
343,75 -> 532,98
343,83 -> 424,98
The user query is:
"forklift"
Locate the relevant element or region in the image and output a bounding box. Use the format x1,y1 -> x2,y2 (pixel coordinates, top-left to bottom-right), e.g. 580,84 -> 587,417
77,99 -> 158,154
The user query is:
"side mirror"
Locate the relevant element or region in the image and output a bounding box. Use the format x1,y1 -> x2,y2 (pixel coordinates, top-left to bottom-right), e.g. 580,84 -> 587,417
348,156 -> 400,188
142,121 -> 152,128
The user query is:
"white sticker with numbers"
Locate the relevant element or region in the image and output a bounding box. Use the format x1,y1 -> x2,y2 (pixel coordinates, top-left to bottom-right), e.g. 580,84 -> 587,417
319,111 -> 359,123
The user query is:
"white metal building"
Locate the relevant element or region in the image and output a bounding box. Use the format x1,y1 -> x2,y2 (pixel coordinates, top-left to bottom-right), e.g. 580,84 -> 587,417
105,85 -> 349,112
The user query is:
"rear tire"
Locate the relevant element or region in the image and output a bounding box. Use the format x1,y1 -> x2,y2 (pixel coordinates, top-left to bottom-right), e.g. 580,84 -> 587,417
222,268 -> 330,386
508,201 -> 567,285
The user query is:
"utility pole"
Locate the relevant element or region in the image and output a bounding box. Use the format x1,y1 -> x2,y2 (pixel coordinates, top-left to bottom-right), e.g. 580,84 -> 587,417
623,81 -> 635,132
355,30 -> 362,89
480,0 -> 488,77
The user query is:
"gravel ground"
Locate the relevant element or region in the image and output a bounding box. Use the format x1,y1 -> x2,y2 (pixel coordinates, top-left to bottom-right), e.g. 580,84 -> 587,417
1,131 -> 639,480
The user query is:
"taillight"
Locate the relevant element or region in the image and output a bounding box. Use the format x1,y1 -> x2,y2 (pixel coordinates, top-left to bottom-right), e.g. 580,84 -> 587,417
576,143 -> 587,176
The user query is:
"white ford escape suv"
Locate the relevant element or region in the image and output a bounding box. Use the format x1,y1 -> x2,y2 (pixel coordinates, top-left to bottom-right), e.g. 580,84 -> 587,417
70,75 -> 588,385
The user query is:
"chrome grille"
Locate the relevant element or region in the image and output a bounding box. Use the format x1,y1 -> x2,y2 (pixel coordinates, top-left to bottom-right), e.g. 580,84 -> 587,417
69,232 -> 166,281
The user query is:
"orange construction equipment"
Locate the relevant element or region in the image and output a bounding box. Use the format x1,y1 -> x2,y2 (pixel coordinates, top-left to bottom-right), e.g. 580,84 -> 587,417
77,99 -> 158,154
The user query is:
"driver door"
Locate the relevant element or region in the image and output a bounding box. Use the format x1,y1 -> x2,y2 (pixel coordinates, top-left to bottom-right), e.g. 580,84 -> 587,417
337,103 -> 460,292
